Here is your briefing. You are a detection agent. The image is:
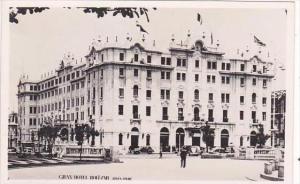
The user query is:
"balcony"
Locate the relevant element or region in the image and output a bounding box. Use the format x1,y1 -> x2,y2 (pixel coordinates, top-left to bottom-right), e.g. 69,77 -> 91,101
208,117 -> 214,122
162,115 -> 169,121
119,75 -> 125,79
130,114 -> 141,124
208,100 -> 214,104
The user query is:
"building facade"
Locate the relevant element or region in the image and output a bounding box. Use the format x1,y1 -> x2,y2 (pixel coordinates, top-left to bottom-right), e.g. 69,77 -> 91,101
270,90 -> 286,147
8,112 -> 19,149
17,34 -> 275,153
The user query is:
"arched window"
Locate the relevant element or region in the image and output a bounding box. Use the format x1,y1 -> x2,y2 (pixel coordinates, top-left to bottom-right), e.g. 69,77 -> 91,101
119,133 -> 123,145
194,89 -> 199,100
252,93 -> 256,104
176,128 -> 185,148
133,85 -> 138,97
194,107 -> 200,121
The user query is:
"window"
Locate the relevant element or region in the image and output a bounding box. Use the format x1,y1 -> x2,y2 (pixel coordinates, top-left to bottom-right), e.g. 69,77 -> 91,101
182,73 -> 186,81
262,97 -> 267,105
263,79 -> 267,88
240,96 -> 244,104
195,60 -> 199,68
166,57 -> 171,65
161,89 -> 170,100
134,69 -> 138,77
208,61 -> 217,69
166,72 -> 170,80
178,91 -> 183,99
194,90 -> 199,100
119,134 -> 123,145
195,74 -> 199,82
240,78 -> 245,87
166,90 -> 170,99
100,69 -> 103,79
100,87 -> 103,99
161,57 -> 165,65
178,108 -> 184,121
147,55 -> 152,63
147,70 -> 152,79
119,53 -> 124,61
134,54 -> 139,62
133,105 -> 139,119
177,73 -> 180,80
146,106 -> 151,116
133,85 -> 138,97
177,58 -> 181,67
119,88 -> 124,98
252,78 -> 257,85
162,107 -> 168,120
252,93 -> 256,104
252,111 -> 257,122
208,109 -> 214,122
222,63 -> 226,70
221,93 -> 230,103
146,90 -> 151,99
222,76 -> 230,84
240,64 -> 245,71
252,65 -> 257,72
182,59 -> 186,67
161,71 -> 165,79
118,105 -> 123,115
223,110 -> 228,122
240,111 -> 244,120
92,87 -> 95,99
209,93 -> 213,102
262,112 -> 266,121
226,63 -> 231,70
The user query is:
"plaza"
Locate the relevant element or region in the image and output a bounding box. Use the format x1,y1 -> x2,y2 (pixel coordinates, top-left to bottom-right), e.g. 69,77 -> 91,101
8,156 -> 267,181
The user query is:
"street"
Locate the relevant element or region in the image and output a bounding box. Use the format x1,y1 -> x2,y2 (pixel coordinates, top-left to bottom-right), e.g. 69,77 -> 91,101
8,157 -> 266,181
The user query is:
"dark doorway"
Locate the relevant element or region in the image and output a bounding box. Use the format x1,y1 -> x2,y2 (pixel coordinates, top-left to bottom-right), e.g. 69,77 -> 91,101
220,129 -> 229,148
160,127 -> 170,152
250,131 -> 257,147
176,128 -> 185,149
131,127 -> 139,148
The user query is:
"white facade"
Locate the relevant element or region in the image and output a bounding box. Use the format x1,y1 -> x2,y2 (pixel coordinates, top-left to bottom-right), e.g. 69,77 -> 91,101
17,36 -> 275,153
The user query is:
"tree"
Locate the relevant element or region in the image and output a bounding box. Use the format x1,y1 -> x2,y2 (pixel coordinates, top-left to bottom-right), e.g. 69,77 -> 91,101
38,125 -> 60,156
9,7 -> 156,24
256,124 -> 270,148
200,121 -> 214,152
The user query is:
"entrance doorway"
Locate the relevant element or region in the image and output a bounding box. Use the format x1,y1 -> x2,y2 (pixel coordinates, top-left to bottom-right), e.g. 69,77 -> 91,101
176,128 -> 185,149
220,129 -> 229,148
160,127 -> 170,152
250,131 -> 257,147
131,127 -> 139,148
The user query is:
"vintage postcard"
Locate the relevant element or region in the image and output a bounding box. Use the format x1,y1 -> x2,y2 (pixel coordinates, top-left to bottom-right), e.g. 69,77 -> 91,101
0,0 -> 296,184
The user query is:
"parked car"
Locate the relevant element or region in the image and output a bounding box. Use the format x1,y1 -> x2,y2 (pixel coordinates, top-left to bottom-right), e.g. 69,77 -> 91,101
140,146 -> 154,154
133,147 -> 141,154
189,146 -> 202,156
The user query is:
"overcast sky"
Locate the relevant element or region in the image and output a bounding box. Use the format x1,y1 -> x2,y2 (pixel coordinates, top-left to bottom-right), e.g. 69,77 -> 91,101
9,7 -> 288,111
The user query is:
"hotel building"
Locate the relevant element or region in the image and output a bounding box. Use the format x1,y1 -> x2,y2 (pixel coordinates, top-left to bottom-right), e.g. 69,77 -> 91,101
17,33 -> 275,153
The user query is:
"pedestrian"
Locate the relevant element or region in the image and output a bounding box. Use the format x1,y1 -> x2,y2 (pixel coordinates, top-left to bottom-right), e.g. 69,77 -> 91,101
180,147 -> 187,168
159,150 -> 162,159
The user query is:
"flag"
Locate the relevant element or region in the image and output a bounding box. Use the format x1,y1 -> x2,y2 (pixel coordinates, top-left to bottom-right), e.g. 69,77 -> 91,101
136,23 -> 149,34
254,35 -> 266,47
210,32 -> 213,45
197,13 -> 202,25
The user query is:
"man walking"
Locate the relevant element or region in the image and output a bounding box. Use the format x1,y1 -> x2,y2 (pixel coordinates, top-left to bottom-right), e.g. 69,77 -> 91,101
180,147 -> 187,168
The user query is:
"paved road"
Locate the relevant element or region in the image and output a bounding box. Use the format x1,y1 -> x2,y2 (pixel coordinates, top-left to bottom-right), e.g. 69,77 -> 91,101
8,157 -> 266,181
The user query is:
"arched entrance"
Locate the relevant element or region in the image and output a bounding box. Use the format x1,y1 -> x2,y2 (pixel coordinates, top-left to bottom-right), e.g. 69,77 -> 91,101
250,131 -> 257,147
160,127 -> 170,152
176,128 -> 185,149
220,129 -> 229,148
59,128 -> 69,141
131,127 -> 139,148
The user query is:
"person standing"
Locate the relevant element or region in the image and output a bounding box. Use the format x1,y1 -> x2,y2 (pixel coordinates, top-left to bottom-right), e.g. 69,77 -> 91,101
180,147 -> 187,168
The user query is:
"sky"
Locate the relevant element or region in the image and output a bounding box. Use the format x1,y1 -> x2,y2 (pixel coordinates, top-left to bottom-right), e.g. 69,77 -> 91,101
9,7 -> 288,111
